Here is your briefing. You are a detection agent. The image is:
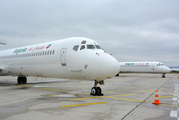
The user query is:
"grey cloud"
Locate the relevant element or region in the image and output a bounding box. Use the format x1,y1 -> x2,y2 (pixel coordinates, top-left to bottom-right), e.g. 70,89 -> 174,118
0,0 -> 179,66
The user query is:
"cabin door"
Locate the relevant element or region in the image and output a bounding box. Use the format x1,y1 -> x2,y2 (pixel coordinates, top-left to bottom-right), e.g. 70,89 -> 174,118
152,65 -> 155,70
60,48 -> 67,66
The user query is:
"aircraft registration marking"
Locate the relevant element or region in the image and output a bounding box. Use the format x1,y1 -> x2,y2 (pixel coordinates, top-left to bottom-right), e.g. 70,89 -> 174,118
60,102 -> 107,108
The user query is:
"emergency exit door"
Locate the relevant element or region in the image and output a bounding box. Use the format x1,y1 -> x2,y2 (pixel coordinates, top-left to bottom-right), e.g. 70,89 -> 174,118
60,48 -> 67,66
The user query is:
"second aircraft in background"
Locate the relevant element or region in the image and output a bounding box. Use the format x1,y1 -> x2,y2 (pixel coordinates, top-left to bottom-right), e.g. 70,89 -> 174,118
118,61 -> 171,78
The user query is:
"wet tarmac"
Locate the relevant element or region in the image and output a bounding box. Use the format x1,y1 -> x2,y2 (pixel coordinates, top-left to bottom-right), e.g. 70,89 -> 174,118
0,74 -> 179,120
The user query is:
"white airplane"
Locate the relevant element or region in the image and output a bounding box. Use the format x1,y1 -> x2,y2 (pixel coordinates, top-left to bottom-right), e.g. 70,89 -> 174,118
0,37 -> 119,96
170,66 -> 179,73
119,61 -> 171,78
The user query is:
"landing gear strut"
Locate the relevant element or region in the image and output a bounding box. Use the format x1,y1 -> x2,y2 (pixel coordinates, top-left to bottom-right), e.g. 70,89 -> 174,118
162,73 -> 165,78
17,76 -> 27,84
90,80 -> 104,96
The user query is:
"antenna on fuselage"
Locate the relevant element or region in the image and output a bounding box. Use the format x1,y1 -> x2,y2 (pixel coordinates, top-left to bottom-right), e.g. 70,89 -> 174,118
0,42 -> 6,45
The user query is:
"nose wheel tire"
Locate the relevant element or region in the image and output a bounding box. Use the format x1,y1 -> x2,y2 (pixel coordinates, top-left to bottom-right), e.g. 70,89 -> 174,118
90,87 -> 103,96
17,76 -> 27,84
162,73 -> 166,78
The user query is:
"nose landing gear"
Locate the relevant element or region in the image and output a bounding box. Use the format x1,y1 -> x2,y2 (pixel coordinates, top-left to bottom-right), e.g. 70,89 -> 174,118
17,76 -> 27,84
90,80 -> 104,96
162,73 -> 166,78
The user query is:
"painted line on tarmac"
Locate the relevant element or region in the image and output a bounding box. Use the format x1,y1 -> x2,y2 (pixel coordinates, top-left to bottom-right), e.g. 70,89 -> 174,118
138,90 -> 154,93
115,94 -> 136,96
69,94 -> 179,109
139,90 -> 166,95
106,96 -> 145,103
107,96 -> 179,108
69,94 -> 135,100
14,84 -> 31,87
69,96 -> 105,100
170,84 -> 179,119
170,110 -> 178,117
60,102 -> 107,108
150,96 -> 174,99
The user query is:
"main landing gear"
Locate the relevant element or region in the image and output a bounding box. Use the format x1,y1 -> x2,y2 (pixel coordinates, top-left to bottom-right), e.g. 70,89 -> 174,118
17,76 -> 27,84
90,80 -> 104,96
162,73 -> 166,78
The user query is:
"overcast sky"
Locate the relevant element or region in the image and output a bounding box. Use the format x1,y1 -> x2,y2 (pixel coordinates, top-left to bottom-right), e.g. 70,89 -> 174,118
0,0 -> 179,66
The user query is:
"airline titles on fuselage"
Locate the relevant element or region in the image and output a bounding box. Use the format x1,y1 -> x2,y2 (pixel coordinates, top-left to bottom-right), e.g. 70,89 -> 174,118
13,44 -> 52,54
125,63 -> 149,66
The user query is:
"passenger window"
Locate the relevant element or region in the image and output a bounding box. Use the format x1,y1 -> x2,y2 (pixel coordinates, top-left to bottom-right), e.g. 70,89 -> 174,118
87,45 -> 95,49
73,45 -> 79,51
95,45 -> 101,49
80,45 -> 85,50
81,40 -> 86,44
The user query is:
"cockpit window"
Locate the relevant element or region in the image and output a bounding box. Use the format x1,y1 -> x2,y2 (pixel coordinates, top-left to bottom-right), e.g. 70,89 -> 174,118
157,63 -> 165,66
87,45 -> 95,49
73,45 -> 79,51
80,45 -> 85,50
81,41 -> 86,44
95,45 -> 101,49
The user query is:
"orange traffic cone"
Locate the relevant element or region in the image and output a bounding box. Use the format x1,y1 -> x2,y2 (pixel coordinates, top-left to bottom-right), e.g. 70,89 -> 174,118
178,76 -> 179,79
153,90 -> 161,105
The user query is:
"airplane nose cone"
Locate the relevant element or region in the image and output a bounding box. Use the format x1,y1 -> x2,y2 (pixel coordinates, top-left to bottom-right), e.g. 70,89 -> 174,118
101,56 -> 120,78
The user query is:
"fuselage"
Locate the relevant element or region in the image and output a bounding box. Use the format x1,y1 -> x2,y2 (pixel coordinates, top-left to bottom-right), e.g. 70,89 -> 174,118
0,37 -> 120,81
119,61 -> 171,74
